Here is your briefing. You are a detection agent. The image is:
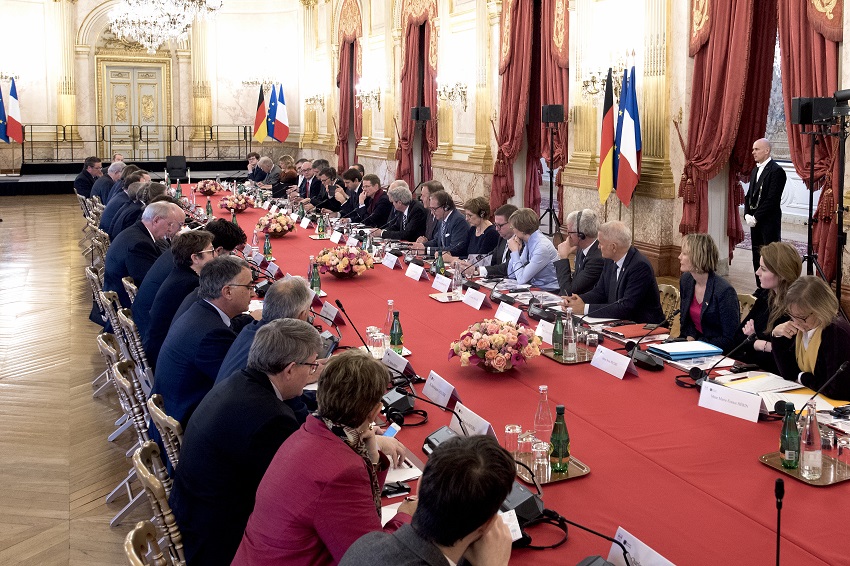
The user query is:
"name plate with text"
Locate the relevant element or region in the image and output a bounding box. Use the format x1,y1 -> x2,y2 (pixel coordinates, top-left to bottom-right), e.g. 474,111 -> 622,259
330,231 -> 343,244
405,262 -> 429,281
422,370 -> 461,409
590,345 -> 637,380
319,301 -> 345,326
382,253 -> 400,270
698,381 -> 761,422
432,274 -> 452,293
535,319 -> 555,345
462,288 -> 491,310
300,217 -> 311,229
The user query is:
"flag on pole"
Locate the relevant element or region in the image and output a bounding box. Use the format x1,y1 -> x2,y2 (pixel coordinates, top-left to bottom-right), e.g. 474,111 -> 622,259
614,66 -> 642,207
266,85 -> 278,142
252,85 -> 267,143
0,86 -> 8,143
273,85 -> 290,142
597,68 -> 615,203
7,78 -> 22,143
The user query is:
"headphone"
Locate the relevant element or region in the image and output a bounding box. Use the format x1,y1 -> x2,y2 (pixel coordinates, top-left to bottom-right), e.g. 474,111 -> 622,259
575,210 -> 586,240
479,209 -> 487,219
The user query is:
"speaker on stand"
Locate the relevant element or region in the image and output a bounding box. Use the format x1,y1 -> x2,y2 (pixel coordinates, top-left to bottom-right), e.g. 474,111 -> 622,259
540,105 -> 564,236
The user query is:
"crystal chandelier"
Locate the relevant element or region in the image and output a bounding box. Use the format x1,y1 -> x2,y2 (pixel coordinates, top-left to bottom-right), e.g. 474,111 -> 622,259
109,0 -> 222,54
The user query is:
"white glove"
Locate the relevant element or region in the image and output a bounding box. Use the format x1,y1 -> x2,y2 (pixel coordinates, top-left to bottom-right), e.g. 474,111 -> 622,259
744,214 -> 757,228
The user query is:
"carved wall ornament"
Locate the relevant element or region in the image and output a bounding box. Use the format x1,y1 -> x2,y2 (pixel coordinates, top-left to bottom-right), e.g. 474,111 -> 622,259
689,0 -> 711,57
114,94 -> 128,122
141,95 -> 156,122
338,0 -> 363,44
808,0 -> 843,42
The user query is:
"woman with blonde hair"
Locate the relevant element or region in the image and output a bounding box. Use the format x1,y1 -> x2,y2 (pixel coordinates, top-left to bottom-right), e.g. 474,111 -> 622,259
771,276 -> 850,401
733,241 -> 801,372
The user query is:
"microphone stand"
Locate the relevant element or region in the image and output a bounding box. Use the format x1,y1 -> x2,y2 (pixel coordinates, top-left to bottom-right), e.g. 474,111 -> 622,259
689,334 -> 757,387
775,478 -> 784,566
333,299 -> 372,356
624,308 -> 680,371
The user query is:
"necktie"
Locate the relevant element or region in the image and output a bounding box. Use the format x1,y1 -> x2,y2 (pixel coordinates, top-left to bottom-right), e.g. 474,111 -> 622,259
576,251 -> 584,272
401,213 -> 407,230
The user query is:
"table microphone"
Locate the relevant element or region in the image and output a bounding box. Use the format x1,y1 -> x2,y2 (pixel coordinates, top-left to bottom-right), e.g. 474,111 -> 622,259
460,250 -> 495,277
624,309 -> 680,371
393,386 -> 469,437
334,299 -> 372,355
774,361 -> 849,415
689,334 -> 757,387
775,478 -> 784,566
486,261 -> 528,304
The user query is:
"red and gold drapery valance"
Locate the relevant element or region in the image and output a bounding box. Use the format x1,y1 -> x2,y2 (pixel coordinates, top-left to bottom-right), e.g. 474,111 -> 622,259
400,0 -> 437,76
551,0 -> 569,68
689,0 -> 711,56
808,0 -> 843,42
337,0 -> 362,44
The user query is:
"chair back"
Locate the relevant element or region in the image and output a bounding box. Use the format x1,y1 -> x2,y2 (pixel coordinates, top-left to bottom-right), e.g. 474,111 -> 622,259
85,266 -> 108,324
658,284 -> 680,325
124,520 -> 168,566
100,291 -> 133,359
91,237 -> 109,273
122,277 -> 138,304
96,333 -> 131,414
133,442 -> 185,565
117,308 -> 153,395
738,293 -> 757,322
113,361 -> 150,445
147,394 -> 183,471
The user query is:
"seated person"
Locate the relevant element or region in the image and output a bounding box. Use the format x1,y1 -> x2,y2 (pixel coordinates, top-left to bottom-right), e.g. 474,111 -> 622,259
374,181 -> 427,242
453,196 -> 499,262
256,157 -> 281,193
563,220 -> 665,324
304,167 -> 341,212
233,350 -> 416,566
411,190 -> 469,258
247,152 -> 265,182
555,208 -> 603,295
170,319 -> 324,566
351,174 -> 392,228
506,208 -> 559,290
772,276 -> 850,401
340,436 -> 516,566
335,168 -> 363,218
462,204 -> 518,278
676,233 -> 740,352
733,242 -> 801,372
108,182 -> 168,241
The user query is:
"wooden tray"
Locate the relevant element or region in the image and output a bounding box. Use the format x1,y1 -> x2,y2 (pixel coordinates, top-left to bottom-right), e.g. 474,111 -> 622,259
759,451 -> 850,486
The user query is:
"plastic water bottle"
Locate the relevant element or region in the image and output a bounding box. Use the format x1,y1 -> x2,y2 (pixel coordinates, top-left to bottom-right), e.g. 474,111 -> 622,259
534,385 -> 554,443
800,400 -> 822,480
564,307 -> 577,362
382,300 -> 394,335
451,262 -> 464,299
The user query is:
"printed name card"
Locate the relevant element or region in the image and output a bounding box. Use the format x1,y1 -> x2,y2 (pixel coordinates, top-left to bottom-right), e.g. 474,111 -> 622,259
300,217 -> 311,229
535,319 -> 555,345
382,348 -> 412,376
243,244 -> 253,256
252,252 -> 266,266
494,301 -> 526,325
319,301 -> 345,326
382,253 -> 400,269
330,231 -> 344,244
590,345 -> 638,380
451,402 -> 496,438
346,236 -> 360,247
607,527 -> 675,566
290,213 -> 300,222
262,200 -> 271,210
422,370 -> 461,409
269,204 -> 278,214
405,262 -> 430,281
266,262 -> 280,277
462,287 -> 491,310
307,288 -> 323,308
432,274 -> 452,293
698,381 -> 761,422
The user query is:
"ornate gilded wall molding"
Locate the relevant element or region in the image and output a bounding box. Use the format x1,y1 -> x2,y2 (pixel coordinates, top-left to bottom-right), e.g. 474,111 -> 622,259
336,0 -> 363,44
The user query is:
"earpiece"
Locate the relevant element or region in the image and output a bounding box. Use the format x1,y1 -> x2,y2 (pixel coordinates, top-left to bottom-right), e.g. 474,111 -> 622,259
479,210 -> 487,219
576,210 -> 586,240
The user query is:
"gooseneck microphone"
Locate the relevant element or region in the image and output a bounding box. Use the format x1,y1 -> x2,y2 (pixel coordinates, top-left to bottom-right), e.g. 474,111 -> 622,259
394,386 -> 469,437
333,299 -> 372,355
624,308 -> 680,371
689,334 -> 757,387
775,478 -> 784,566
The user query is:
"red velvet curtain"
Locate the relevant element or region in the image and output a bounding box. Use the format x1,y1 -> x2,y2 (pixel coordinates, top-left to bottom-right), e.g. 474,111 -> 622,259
778,0 -> 840,281
336,40 -> 361,171
725,0 -> 776,260
539,0 -> 569,219
490,0 -> 533,214
680,0 -> 754,235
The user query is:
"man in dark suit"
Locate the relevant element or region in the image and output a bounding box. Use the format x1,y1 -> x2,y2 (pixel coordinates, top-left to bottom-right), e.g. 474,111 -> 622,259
90,160 -> 124,203
744,138 -> 786,287
336,167 -> 363,218
376,182 -> 427,241
152,256 -> 255,433
340,436 -> 516,566
141,230 -> 215,367
256,156 -> 281,193
99,170 -> 149,232
471,203 -> 518,278
73,156 -> 102,198
412,190 -> 470,257
102,201 -> 185,308
246,152 -> 264,182
352,174 -> 393,227
555,208 -> 604,295
304,166 -> 341,213
170,319 -> 324,566
420,180 -> 444,241
297,159 -> 322,200
563,220 -> 664,324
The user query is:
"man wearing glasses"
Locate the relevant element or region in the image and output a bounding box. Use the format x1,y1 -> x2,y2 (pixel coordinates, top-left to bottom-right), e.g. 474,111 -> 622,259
554,208 -> 604,295
460,203 -> 518,278
412,190 -> 469,258
73,156 -> 102,198
170,318 -> 325,566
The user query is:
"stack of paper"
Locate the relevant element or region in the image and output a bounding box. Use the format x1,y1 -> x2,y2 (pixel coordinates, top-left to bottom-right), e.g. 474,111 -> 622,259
647,341 -> 722,360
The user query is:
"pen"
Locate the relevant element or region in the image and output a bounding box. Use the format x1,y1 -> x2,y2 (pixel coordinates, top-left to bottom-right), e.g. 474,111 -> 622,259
728,376 -> 748,382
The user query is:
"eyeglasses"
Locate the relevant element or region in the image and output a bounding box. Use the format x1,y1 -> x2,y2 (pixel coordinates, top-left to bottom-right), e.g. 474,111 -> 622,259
295,361 -> 321,375
493,222 -> 508,229
429,206 -> 440,211
227,283 -> 257,292
786,310 -> 813,324
195,248 -> 215,256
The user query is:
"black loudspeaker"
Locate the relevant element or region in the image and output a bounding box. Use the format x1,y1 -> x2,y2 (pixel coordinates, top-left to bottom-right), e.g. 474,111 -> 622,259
410,106 -> 432,121
166,155 -> 188,179
542,104 -> 565,124
791,97 -> 834,125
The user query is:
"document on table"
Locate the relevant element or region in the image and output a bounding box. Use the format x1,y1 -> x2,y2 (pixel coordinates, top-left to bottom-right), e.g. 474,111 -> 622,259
759,391 -> 845,413
385,457 -> 423,484
669,355 -> 735,373
716,372 -> 800,394
380,503 -> 402,526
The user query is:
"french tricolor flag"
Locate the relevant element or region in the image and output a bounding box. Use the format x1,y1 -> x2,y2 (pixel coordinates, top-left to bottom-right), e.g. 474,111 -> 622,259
273,85 -> 290,143
6,78 -> 22,144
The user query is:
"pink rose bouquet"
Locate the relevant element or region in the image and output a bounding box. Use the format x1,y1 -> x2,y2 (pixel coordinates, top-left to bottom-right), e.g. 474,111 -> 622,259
219,193 -> 255,212
256,212 -> 296,237
316,245 -> 375,277
195,179 -> 223,196
449,318 -> 542,372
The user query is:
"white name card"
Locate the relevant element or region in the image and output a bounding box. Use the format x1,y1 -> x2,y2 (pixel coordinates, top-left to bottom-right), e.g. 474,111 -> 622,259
319,301 -> 344,326
462,287 -> 491,310
535,319 -> 555,345
432,274 -> 452,293
422,370 -> 461,409
494,301 -> 523,324
590,345 -> 638,380
269,204 -> 278,214
698,381 -> 761,422
266,262 -> 280,276
252,252 -> 265,265
243,243 -> 253,256
307,288 -> 323,308
300,217 -> 311,229
330,231 -> 343,244
405,262 -> 429,281
382,348 -> 411,375
262,200 -> 271,210
290,213 -> 300,222
607,527 -> 675,566
382,253 -> 399,269
451,402 -> 496,438
346,236 -> 360,247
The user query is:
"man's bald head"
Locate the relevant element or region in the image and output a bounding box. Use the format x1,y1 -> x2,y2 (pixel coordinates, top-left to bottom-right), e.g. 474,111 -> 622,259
752,138 -> 771,164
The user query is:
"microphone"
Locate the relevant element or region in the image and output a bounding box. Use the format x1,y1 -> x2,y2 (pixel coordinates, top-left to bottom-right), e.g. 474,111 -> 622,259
394,385 -> 469,437
486,261 -> 529,304
460,250 -> 496,276
624,308 -> 680,371
333,299 -> 372,355
689,334 -> 757,387
775,478 -> 784,566
573,298 -> 625,329
774,361 -> 850,414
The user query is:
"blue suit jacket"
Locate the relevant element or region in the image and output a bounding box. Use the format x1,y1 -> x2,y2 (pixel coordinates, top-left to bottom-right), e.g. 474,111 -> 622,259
132,249 -> 175,342
678,271 -> 740,352
103,221 -> 163,308
99,190 -> 129,232
108,201 -> 143,241
143,265 -> 200,367
153,299 -> 238,430
579,246 -> 665,324
74,169 -> 96,198
425,210 -> 469,257
89,174 -> 113,202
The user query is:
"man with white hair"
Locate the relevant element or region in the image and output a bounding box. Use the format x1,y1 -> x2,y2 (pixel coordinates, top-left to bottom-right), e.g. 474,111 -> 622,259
555,208 -> 604,295
563,220 -> 664,324
256,156 -> 281,192
91,160 -> 125,203
374,180 -> 427,241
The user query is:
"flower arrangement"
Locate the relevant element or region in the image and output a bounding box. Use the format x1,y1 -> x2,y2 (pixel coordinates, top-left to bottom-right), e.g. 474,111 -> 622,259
256,212 -> 297,237
316,245 -> 375,278
219,193 -> 255,212
195,179 -> 223,196
449,319 -> 542,372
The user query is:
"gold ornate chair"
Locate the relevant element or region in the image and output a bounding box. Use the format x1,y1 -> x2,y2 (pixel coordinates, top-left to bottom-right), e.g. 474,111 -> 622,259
658,284 -> 680,325
124,520 -> 168,566
113,360 -> 151,447
95,333 -> 131,438
738,293 -> 757,323
133,441 -> 186,565
147,394 -> 183,472
122,276 -> 138,304
117,308 -> 154,396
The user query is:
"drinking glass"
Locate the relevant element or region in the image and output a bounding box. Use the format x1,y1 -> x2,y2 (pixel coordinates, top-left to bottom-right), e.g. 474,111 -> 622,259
504,424 -> 522,455
532,441 -> 551,483
368,332 -> 386,359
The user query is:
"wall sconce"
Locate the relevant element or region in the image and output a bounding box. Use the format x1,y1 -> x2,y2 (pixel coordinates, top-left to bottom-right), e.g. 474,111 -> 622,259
241,77 -> 276,94
580,51 -> 633,102
305,94 -> 326,112
355,85 -> 381,112
0,71 -> 19,81
437,80 -> 468,112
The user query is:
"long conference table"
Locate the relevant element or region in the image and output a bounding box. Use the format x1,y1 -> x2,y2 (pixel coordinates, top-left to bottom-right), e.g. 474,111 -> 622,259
200,193 -> 844,565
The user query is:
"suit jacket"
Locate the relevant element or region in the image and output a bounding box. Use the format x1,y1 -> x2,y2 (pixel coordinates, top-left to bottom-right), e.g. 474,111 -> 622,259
74,169 -> 96,198
678,271 -> 740,352
143,265 -> 200,368
103,220 -> 163,308
99,190 -> 129,232
232,415 -> 411,566
152,299 -> 238,430
356,189 -> 393,228
105,179 -> 126,205
171,288 -> 255,337
170,367 -> 301,566
732,288 -> 783,373
340,524 -> 456,566
248,166 -> 266,183
772,317 -> 850,402
482,237 -> 513,278
424,210 -> 469,257
381,201 -> 427,242
555,240 -> 604,295
107,201 -> 143,241
424,210 -> 437,241
132,249 -> 175,342
89,174 -> 114,203
579,247 -> 665,324
744,159 -> 786,241
300,176 -> 322,200
262,165 -> 281,188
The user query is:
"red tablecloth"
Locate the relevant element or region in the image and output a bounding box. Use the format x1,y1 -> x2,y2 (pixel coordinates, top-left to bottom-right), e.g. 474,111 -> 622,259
203,195 -> 844,565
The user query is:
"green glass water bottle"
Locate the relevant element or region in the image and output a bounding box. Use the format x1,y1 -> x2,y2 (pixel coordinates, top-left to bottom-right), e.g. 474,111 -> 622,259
263,234 -> 273,261
299,201 -> 306,218
550,405 -> 571,473
175,180 -> 182,199
780,402 -> 800,470
434,253 -> 446,276
205,196 -> 213,219
552,315 -> 564,358
317,214 -> 326,238
231,209 -> 238,225
390,311 -> 403,354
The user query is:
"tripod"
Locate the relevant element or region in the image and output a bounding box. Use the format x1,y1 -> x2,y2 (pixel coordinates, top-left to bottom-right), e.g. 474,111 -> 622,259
540,105 -> 564,236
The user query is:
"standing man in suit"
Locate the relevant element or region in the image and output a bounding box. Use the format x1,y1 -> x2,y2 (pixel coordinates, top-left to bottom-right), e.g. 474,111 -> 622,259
555,208 -> 604,295
471,203 -> 519,278
170,319 -> 324,566
374,182 -> 427,241
563,220 -> 664,324
745,138 -> 786,287
412,190 -> 470,258
73,156 -> 102,198
353,174 -> 393,227
340,435 -> 515,566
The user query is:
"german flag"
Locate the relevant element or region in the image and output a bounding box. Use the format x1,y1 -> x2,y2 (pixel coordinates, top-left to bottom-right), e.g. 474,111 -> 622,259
597,68 -> 614,203
252,86 -> 267,143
